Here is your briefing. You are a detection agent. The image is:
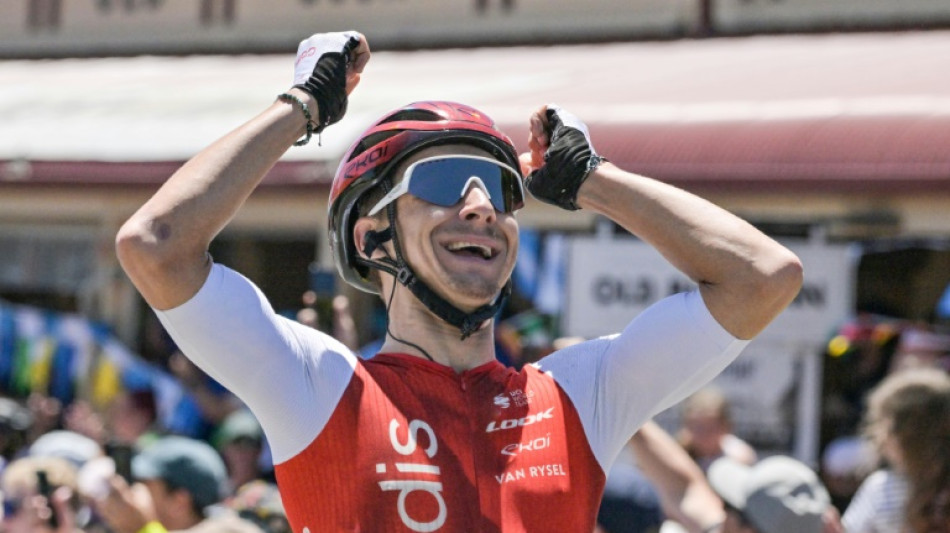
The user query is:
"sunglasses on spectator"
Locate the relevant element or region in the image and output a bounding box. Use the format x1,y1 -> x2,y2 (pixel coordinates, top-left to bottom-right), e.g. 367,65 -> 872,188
368,155 -> 525,216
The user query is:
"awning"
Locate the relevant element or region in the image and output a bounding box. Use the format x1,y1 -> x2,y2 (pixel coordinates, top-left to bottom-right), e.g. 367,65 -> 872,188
2,30 -> 949,193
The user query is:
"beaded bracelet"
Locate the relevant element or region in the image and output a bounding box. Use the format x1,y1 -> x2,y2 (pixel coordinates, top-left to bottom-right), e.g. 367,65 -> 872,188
277,92 -> 317,146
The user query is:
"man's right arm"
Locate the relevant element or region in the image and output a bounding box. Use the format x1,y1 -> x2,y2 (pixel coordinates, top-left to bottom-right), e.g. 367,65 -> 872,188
115,32 -> 369,311
115,32 -> 369,463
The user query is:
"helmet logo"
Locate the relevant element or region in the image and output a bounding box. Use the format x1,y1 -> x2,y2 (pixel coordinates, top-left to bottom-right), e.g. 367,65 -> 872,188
346,143 -> 391,179
332,143 -> 397,200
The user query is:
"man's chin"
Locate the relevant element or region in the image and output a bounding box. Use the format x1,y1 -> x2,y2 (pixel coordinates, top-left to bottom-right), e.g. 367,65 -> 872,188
413,267 -> 507,309
441,282 -> 504,310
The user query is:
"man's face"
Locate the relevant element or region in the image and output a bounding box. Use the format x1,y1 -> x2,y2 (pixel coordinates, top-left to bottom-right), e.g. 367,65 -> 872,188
384,145 -> 520,311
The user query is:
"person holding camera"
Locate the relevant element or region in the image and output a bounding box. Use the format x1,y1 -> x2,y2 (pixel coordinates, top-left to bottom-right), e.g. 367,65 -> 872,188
0,456 -> 82,533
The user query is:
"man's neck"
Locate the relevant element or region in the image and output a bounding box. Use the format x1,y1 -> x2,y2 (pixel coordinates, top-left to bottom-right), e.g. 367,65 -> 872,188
376,280 -> 503,371
379,314 -> 496,372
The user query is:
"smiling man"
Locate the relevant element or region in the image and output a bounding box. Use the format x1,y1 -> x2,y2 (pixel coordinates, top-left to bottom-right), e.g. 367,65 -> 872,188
116,31 -> 803,532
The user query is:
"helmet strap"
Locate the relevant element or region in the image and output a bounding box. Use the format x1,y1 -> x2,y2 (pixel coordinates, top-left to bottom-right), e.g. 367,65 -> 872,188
402,271 -> 511,340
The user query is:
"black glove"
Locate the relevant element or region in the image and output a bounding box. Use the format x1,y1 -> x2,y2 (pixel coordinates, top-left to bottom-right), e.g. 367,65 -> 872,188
292,31 -> 362,133
525,105 -> 606,211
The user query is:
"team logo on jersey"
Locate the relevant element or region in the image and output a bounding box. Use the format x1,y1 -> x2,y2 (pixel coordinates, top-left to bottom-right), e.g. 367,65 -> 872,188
376,418 -> 446,532
500,433 -> 551,456
486,407 -> 554,433
493,390 -> 534,409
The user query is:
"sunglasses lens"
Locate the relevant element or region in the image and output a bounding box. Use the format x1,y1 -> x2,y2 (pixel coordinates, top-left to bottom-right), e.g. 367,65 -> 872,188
407,158 -> 524,212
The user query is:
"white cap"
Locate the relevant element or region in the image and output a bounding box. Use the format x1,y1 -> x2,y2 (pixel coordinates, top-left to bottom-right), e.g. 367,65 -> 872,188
29,430 -> 102,467
708,456 -> 830,533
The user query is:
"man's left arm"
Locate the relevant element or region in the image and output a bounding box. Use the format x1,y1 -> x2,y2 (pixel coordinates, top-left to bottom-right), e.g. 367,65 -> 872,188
521,105 -> 802,340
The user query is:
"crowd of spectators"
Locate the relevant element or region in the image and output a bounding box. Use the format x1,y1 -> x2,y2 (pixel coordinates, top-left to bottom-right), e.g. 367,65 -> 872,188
0,318 -> 289,533
0,384 -> 288,532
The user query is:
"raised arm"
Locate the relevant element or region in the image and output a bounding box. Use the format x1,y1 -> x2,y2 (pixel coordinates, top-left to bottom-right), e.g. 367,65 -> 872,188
521,106 -> 802,339
115,32 -> 370,310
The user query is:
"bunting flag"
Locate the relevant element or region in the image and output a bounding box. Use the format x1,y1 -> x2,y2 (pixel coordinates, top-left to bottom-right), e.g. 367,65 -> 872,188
0,300 -> 186,433
89,349 -> 122,409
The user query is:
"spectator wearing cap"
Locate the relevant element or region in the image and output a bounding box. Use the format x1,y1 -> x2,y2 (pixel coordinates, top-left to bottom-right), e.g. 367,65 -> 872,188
133,435 -> 227,528
213,409 -> 268,492
707,456 -> 842,533
29,430 -> 104,469
95,435 -> 263,533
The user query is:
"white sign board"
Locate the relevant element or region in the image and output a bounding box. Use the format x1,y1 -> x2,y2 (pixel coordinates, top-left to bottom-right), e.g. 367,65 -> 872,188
564,236 -> 856,464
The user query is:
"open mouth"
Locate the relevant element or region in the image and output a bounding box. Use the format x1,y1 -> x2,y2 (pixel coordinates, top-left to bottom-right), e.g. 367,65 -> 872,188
446,241 -> 497,260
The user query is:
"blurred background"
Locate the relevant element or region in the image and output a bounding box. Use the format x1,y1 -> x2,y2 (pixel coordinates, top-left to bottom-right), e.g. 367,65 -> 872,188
1,0 -> 949,502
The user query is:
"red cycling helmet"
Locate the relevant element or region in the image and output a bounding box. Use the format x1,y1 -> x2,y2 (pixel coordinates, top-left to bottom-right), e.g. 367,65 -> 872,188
328,101 -> 520,294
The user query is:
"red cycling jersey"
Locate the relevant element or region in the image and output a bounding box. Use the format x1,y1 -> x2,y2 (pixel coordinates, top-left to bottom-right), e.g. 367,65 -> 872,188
156,264 -> 747,533
275,353 -> 603,532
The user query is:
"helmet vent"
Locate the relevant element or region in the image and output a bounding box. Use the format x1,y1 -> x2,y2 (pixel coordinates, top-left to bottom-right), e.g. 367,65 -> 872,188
348,130 -> 399,161
379,109 -> 442,124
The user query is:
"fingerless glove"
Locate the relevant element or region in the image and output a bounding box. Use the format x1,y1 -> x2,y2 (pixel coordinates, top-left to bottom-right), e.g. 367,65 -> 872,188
525,105 -> 606,211
292,32 -> 362,133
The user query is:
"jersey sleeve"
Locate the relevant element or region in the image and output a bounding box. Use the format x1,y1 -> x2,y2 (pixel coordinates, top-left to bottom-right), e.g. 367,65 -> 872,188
153,263 -> 357,464
535,290 -> 748,473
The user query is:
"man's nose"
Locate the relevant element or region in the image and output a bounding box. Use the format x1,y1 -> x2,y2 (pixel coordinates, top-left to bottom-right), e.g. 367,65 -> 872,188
458,183 -> 496,222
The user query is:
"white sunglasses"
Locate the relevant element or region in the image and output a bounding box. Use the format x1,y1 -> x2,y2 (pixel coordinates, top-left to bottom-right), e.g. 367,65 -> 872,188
368,155 -> 525,216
